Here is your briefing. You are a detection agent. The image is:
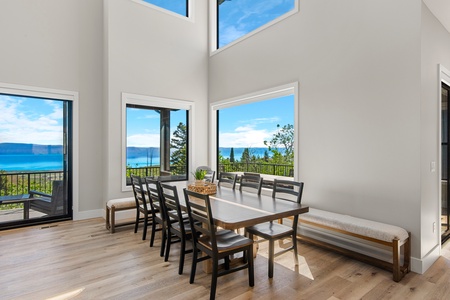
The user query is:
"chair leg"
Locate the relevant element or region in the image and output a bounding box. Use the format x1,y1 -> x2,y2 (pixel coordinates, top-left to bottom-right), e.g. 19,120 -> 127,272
164,228 -> 171,260
142,216 -> 148,240
150,220 -> 156,247
190,249 -> 198,284
269,239 -> 275,278
134,210 -> 140,233
292,235 -> 299,266
178,237 -> 186,275
210,259 -> 219,300
160,225 -> 167,257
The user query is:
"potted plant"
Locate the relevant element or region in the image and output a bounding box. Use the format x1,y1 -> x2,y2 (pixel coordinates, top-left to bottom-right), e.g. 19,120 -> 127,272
192,169 -> 207,186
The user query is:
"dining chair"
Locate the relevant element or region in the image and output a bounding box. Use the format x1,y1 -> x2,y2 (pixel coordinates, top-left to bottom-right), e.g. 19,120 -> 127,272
160,183 -> 194,274
183,188 -> 254,300
239,174 -> 263,195
245,179 -> 304,278
217,172 -> 237,189
130,175 -> 156,241
144,177 -> 167,256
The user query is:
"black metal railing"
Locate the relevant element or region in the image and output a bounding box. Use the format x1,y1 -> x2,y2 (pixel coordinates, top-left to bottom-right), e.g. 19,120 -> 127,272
218,162 -> 293,177
0,171 -> 64,196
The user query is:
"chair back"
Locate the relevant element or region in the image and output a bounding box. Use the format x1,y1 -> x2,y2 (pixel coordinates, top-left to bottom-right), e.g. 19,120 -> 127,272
144,177 -> 164,217
271,179 -> 304,204
272,179 -> 304,229
131,175 -> 150,214
217,172 -> 237,189
50,180 -> 65,214
239,174 -> 263,195
183,189 -> 218,252
160,183 -> 184,229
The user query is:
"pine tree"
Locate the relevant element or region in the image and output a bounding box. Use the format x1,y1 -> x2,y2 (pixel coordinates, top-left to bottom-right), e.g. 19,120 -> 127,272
170,122 -> 187,172
230,147 -> 235,163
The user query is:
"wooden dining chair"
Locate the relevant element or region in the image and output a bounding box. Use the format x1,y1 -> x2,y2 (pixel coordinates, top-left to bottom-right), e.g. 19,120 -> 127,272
239,174 -> 263,195
217,172 -> 237,189
160,183 -> 194,274
144,177 -> 169,256
245,179 -> 304,278
130,175 -> 157,240
183,188 -> 254,300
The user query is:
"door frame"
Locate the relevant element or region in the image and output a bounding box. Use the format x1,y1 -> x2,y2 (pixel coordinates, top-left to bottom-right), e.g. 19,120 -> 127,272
0,82 -> 79,223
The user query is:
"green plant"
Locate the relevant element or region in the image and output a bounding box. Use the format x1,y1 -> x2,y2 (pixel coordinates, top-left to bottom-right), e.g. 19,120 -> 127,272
192,169 -> 207,180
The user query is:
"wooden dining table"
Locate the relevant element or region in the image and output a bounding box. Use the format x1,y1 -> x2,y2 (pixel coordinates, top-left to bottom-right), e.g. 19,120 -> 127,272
202,186 -> 309,230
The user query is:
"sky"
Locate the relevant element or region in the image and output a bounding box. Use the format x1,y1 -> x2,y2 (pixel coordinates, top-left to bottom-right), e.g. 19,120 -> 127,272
143,0 -> 296,48
219,95 -> 294,148
0,94 -> 63,145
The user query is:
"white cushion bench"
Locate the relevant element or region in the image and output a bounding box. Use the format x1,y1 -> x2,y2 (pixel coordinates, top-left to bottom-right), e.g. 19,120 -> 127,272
297,208 -> 411,282
105,197 -> 136,233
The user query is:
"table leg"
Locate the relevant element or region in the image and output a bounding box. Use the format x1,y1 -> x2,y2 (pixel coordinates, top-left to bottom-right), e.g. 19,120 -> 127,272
24,201 -> 30,219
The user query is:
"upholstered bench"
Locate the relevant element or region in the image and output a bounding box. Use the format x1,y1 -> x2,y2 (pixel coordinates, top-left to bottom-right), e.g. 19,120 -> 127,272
105,197 -> 136,233
297,208 -> 411,282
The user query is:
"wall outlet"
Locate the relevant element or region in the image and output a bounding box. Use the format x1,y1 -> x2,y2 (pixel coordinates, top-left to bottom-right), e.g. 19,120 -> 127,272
433,222 -> 436,233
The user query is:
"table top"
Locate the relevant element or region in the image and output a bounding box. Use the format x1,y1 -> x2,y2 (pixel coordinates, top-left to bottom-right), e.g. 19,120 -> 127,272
184,186 -> 308,230
0,194 -> 30,204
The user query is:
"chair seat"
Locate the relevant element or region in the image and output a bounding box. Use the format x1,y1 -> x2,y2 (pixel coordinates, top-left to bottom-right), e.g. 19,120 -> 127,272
199,229 -> 253,253
246,222 -> 293,240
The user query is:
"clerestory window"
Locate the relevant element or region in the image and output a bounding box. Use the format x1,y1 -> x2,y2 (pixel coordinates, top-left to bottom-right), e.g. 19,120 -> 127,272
216,0 -> 298,49
140,0 -> 189,17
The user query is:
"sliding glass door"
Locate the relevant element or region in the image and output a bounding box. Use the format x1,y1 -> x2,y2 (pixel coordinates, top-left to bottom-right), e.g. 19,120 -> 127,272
0,93 -> 72,229
442,82 -> 450,243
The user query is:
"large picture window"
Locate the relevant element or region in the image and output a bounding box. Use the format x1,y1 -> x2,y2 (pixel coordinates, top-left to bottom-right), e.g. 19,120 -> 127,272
212,83 -> 298,179
122,93 -> 191,189
216,0 -> 297,49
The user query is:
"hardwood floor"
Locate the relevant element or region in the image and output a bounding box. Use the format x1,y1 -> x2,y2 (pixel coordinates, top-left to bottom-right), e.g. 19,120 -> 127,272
1,218 -> 450,300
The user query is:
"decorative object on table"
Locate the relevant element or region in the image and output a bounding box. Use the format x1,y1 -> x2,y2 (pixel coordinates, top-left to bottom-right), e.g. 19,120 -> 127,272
192,169 -> 207,186
187,182 -> 217,195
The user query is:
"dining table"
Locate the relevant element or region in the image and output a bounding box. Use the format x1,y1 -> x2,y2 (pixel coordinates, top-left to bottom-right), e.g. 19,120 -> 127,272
182,185 -> 309,273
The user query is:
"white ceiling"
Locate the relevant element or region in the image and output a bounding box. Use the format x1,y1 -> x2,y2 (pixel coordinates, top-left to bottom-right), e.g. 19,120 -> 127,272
423,0 -> 450,33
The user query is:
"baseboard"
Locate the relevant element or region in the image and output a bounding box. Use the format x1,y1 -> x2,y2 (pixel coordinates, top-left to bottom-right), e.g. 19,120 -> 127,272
73,209 -> 103,221
410,244 -> 440,274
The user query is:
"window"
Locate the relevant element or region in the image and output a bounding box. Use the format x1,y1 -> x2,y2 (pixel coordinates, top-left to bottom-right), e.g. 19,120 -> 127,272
216,0 -> 297,49
0,83 -> 76,229
140,0 -> 189,17
212,83 -> 298,178
122,93 -> 192,189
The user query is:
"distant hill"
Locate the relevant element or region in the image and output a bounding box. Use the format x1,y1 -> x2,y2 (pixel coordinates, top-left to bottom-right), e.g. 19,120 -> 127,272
0,143 -> 63,155
126,147 -> 160,158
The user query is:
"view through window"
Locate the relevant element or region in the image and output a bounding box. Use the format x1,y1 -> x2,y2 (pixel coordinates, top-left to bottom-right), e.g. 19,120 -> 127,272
126,104 -> 188,184
217,0 -> 296,49
0,93 -> 72,228
217,94 -> 295,178
142,0 -> 188,17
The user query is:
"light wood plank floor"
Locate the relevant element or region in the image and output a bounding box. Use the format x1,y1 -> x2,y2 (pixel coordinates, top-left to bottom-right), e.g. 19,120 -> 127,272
1,218 -> 450,300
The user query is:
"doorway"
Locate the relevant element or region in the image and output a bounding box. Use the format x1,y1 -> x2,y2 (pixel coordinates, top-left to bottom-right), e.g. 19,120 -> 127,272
441,82 -> 450,243
0,93 -> 73,230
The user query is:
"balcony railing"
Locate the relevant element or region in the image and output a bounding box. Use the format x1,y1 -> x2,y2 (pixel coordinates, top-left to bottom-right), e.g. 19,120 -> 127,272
0,171 -> 64,196
219,162 -> 293,177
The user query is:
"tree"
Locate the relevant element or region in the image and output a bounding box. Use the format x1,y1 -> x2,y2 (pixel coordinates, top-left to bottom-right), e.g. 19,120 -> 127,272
263,150 -> 270,162
230,147 -> 235,163
218,0 -> 231,5
264,124 -> 294,163
170,122 -> 187,171
241,148 -> 250,163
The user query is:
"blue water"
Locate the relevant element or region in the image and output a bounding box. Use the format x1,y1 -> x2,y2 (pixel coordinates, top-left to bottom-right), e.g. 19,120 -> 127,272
0,148 -> 276,172
0,154 -> 63,172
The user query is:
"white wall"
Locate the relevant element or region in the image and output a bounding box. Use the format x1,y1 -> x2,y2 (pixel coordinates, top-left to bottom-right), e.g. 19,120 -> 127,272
104,0 -> 209,200
420,3 -> 450,270
0,0 -> 104,214
209,0 -> 424,266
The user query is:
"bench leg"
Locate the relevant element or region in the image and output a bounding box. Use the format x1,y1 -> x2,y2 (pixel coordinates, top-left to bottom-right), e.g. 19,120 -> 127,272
106,205 -> 111,232
392,238 -> 401,282
111,206 -> 116,234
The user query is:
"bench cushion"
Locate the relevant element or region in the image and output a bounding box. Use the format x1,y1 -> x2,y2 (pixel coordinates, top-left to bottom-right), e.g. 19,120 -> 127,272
298,208 -> 409,242
107,197 -> 136,209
